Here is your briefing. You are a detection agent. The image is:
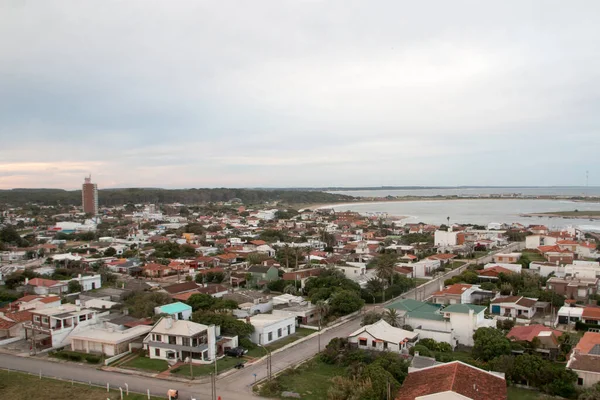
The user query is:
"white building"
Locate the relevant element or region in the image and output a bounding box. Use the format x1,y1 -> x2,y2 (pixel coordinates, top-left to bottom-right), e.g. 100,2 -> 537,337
398,259 -> 440,278
71,325 -> 152,356
144,317 -> 237,364
490,296 -> 537,319
71,274 -> 102,291
348,319 -> 419,354
434,229 -> 460,247
154,302 -> 193,321
526,235 -> 557,250
244,313 -> 296,345
335,263 -> 366,279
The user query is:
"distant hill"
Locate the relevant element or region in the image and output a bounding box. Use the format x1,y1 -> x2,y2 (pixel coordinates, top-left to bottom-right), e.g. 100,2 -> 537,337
0,188 -> 354,207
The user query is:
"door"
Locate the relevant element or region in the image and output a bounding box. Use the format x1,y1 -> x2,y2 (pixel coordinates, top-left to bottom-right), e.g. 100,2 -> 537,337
491,305 -> 500,314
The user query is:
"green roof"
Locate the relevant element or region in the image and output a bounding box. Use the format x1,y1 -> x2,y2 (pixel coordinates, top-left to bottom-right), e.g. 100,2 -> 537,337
406,311 -> 445,321
386,299 -> 441,313
442,304 -> 486,314
157,302 -> 192,315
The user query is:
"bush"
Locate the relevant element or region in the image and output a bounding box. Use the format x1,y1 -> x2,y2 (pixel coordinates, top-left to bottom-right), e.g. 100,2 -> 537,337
85,355 -> 101,364
409,345 -> 432,357
239,337 -> 257,350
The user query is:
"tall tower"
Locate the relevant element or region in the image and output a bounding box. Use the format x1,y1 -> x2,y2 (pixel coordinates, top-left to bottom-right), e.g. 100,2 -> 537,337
82,175 -> 98,215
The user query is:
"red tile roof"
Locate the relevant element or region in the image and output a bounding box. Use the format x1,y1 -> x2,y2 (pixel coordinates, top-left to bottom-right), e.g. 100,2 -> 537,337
396,361 -> 507,400
27,278 -> 63,287
479,266 -> 514,277
433,284 -> 472,296
573,332 -> 600,355
427,253 -> 457,261
582,306 -> 600,321
506,324 -> 562,342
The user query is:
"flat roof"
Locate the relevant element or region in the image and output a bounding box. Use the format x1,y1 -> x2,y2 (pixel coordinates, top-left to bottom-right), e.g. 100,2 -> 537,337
70,325 -> 152,344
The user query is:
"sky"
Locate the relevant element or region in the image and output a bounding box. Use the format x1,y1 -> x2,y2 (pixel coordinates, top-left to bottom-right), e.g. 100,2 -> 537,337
1,1 -> 599,190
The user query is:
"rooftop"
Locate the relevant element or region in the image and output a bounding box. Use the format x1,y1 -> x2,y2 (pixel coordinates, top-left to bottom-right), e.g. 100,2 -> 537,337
157,302 -> 192,315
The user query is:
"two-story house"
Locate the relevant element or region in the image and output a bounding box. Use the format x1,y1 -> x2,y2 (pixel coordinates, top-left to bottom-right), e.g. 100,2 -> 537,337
431,284 -> 494,305
546,276 -> 598,302
24,304 -> 104,349
144,317 -> 237,364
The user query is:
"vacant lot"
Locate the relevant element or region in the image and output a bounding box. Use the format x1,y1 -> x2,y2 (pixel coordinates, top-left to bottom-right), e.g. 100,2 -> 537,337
171,356 -> 241,377
258,358 -> 344,400
0,370 -> 161,400
507,386 -> 554,400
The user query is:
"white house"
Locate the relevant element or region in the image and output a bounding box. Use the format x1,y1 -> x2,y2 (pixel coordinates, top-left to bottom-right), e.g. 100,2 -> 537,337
244,313 -> 296,345
348,319 -> 419,354
335,263 -> 366,279
144,317 -> 237,364
490,296 -> 537,319
397,259 -> 440,278
388,300 -> 496,348
70,325 -> 152,356
567,332 -> 600,388
434,229 -> 460,247
526,235 -> 557,250
70,274 -> 102,291
24,304 -> 107,349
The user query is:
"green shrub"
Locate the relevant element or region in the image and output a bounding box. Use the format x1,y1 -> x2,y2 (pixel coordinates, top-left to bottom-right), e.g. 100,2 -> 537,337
239,337 -> 257,350
85,355 -> 101,364
68,353 -> 82,362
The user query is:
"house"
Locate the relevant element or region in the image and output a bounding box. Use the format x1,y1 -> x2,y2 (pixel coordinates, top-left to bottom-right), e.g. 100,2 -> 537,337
71,274 -> 102,291
0,310 -> 33,340
526,235 -> 557,249
247,265 -> 279,286
567,332 -> 600,388
348,319 -> 419,354
430,284 -> 494,305
24,304 -> 105,349
397,259 -> 440,278
273,302 -> 320,325
493,253 -> 521,264
556,306 -> 584,325
163,282 -> 200,296
506,324 -> 563,359
70,325 -> 152,357
478,265 -> 515,280
490,296 -> 537,319
7,295 -> 61,311
582,306 -> 600,325
546,276 -> 598,302
24,277 -> 68,295
154,302 -> 192,321
144,316 -> 237,364
483,263 -> 522,274
244,313 -> 296,345
387,299 -> 495,347
396,361 -> 507,400
335,263 -> 366,279
142,263 -> 171,278
282,268 -> 322,288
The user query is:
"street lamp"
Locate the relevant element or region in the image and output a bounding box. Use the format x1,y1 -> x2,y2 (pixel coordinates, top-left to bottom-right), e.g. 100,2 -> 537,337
257,337 -> 272,381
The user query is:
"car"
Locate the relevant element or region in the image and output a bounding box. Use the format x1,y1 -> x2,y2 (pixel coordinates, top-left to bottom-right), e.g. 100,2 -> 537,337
225,346 -> 248,357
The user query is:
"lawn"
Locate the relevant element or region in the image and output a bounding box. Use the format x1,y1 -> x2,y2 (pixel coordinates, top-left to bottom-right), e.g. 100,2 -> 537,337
507,386 -> 553,400
171,356 -> 241,377
122,355 -> 168,372
413,278 -> 430,287
520,250 -> 546,263
0,370 -> 162,400
265,327 -> 316,352
258,358 -> 345,400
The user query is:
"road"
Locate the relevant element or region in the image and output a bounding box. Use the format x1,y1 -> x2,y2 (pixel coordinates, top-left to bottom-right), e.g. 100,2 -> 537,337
0,242 -> 524,399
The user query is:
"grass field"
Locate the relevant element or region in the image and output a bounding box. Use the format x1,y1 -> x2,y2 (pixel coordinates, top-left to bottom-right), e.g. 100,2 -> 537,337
507,386 -> 553,400
449,261 -> 466,269
259,358 -> 345,400
0,370 -> 161,400
521,250 -> 547,263
414,278 -> 430,287
122,355 -> 168,372
171,356 -> 241,377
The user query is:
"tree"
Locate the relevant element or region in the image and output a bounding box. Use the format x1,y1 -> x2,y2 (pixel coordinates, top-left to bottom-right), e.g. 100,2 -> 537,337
361,311 -> 382,326
365,278 -> 384,294
329,290 -> 364,316
316,300 -> 330,328
68,281 -> 82,293
579,382 -> 600,400
104,247 -> 117,257
247,252 -> 269,266
383,308 -> 401,327
191,311 -> 254,337
125,291 -> 172,318
473,327 -> 511,361
375,254 -> 397,285
327,376 -> 373,400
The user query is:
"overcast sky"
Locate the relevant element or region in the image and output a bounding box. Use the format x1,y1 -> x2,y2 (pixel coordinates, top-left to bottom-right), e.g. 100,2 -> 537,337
1,1 -> 599,189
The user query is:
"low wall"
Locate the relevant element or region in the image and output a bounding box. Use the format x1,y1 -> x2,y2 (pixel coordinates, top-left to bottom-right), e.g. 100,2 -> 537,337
104,350 -> 131,366
0,337 -> 22,346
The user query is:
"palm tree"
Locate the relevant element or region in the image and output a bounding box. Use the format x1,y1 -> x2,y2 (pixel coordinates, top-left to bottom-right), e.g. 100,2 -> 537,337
383,308 -> 401,327
316,300 -> 330,328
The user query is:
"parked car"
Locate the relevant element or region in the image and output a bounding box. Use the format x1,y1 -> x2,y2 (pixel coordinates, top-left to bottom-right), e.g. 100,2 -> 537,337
224,347 -> 248,357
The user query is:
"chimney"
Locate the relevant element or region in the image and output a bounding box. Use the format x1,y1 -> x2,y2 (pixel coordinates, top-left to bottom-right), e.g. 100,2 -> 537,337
165,316 -> 173,330
414,351 -> 419,357
245,316 -> 251,323
75,299 -> 81,306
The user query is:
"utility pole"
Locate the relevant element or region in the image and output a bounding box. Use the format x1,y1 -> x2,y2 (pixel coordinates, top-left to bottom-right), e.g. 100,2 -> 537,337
189,354 -> 193,379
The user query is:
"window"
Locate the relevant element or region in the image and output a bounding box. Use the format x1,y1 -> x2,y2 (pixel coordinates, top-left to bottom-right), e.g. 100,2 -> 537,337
287,325 -> 291,335
372,341 -> 376,347
155,348 -> 160,357
359,339 -> 367,346
383,342 -> 388,350
34,316 -> 40,323
578,378 -> 584,386
268,332 -> 273,342
169,336 -> 177,345
182,338 -> 190,347
42,317 -> 48,324
277,328 -> 282,338
79,315 -> 86,322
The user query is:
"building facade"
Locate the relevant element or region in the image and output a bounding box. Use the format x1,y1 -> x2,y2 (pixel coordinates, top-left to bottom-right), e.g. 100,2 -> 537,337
82,175 -> 98,215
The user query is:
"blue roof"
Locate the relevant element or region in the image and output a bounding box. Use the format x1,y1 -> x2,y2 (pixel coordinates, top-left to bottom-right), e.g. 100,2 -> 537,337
158,302 -> 192,314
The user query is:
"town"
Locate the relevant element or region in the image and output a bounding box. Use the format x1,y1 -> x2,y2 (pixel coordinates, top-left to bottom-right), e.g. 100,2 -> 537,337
1,178 -> 599,400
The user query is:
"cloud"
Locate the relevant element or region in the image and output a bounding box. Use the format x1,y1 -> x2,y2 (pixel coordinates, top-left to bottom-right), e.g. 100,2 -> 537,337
0,1 -> 599,189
